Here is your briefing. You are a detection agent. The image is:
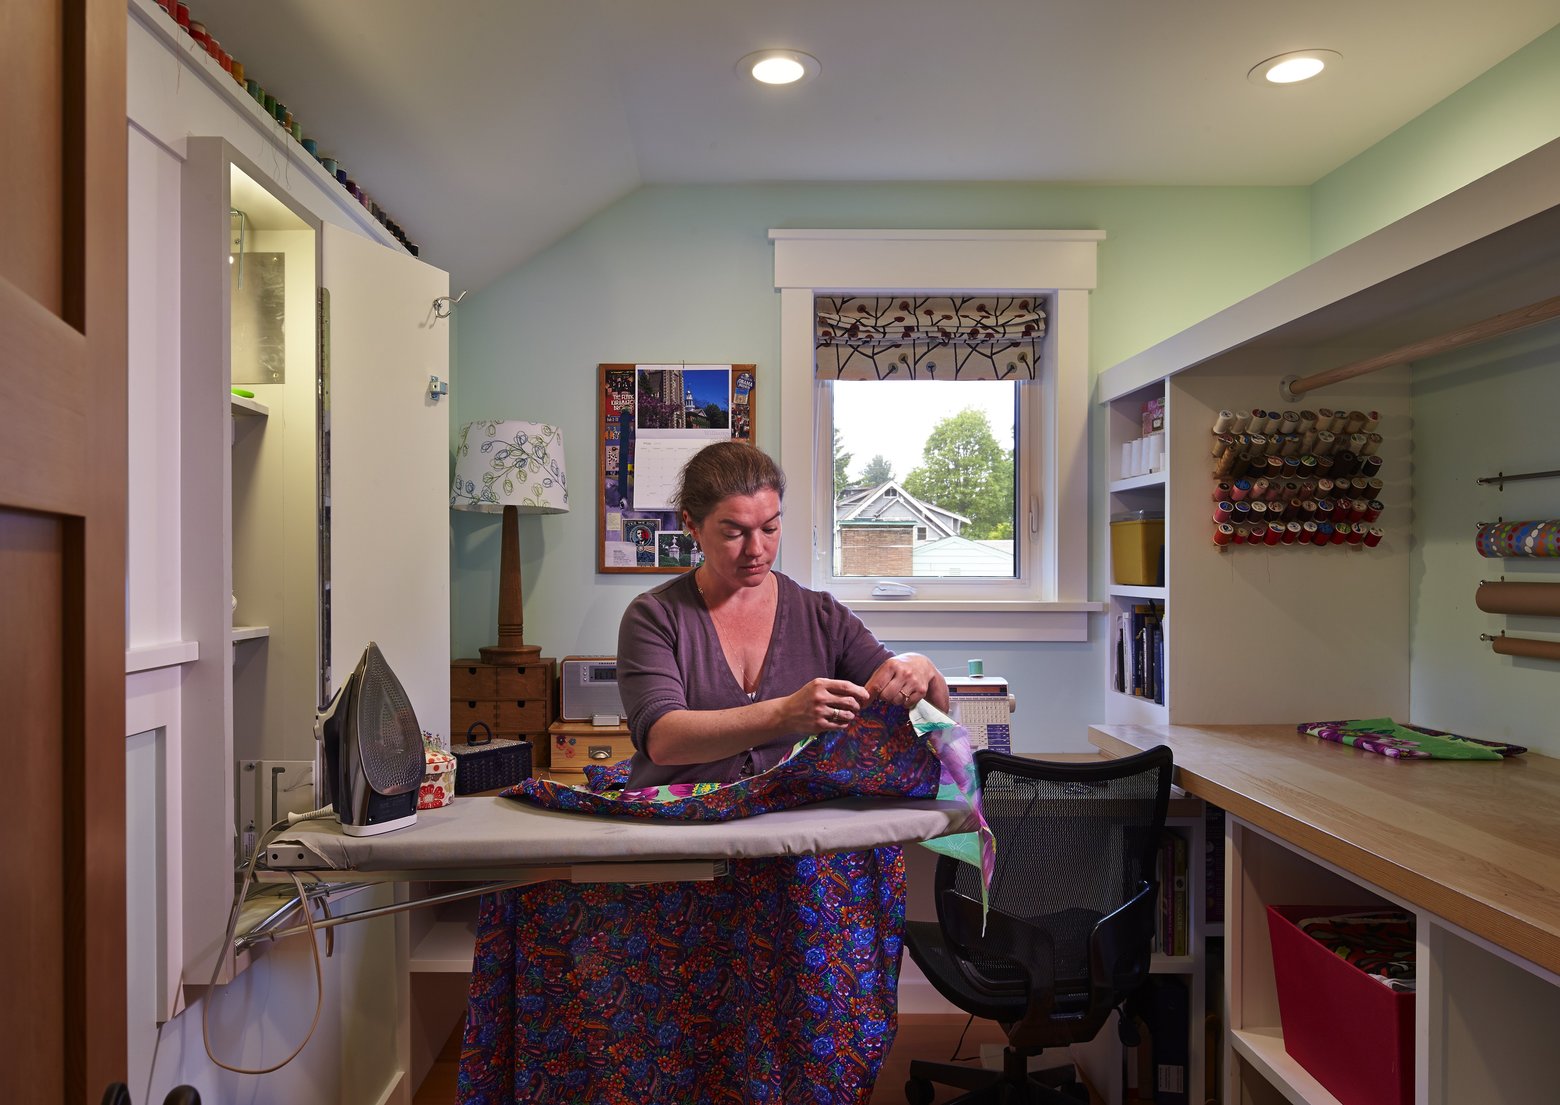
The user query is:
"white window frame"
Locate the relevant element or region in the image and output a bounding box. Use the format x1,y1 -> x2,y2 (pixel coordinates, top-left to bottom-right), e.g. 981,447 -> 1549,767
771,229 -> 1104,642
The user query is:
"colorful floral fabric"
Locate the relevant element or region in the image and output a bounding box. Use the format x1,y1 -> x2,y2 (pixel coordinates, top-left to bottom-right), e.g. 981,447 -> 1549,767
1299,717 -> 1526,760
458,700 -> 990,1104
1299,910 -> 1416,991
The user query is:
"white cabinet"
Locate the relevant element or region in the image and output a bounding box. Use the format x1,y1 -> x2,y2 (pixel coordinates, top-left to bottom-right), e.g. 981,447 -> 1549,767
178,139 -> 451,988
180,139 -> 324,983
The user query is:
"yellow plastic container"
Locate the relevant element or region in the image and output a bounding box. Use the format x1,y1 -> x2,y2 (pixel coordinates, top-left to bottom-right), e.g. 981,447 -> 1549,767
1111,513 -> 1165,586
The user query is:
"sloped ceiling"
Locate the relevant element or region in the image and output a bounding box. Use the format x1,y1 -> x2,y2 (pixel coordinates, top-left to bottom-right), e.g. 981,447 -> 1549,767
192,0 -> 1560,291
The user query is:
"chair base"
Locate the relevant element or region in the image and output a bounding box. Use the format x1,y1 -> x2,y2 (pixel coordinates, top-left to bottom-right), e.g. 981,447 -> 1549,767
905,1052 -> 1090,1105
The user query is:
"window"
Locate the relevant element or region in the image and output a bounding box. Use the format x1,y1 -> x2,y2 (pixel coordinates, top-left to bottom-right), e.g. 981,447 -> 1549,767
771,230 -> 1102,641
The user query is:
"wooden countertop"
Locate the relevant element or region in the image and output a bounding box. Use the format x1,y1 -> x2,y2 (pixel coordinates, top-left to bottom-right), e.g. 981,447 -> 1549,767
1089,723 -> 1560,978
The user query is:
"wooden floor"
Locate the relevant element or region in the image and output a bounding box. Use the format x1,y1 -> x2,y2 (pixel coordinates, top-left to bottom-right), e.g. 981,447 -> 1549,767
412,1013 -> 1012,1104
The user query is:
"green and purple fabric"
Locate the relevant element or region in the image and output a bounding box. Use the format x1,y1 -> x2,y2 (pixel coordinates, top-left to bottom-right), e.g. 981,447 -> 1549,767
458,700 -> 992,1104
1299,717 -> 1526,760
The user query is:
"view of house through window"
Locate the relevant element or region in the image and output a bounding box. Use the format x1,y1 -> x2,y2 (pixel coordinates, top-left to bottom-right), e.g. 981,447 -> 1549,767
830,379 -> 1018,578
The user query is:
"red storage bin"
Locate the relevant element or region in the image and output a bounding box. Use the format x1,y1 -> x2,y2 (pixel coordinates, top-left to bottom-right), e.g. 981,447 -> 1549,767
1266,905 -> 1414,1105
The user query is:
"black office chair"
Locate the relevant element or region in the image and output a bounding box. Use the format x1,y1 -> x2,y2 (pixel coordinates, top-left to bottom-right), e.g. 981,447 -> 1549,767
904,745 -> 1173,1105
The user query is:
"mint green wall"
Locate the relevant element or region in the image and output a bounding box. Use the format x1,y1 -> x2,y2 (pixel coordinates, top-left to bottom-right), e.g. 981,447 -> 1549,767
1409,321 -> 1560,756
452,183 -> 1308,748
1310,22 -> 1560,260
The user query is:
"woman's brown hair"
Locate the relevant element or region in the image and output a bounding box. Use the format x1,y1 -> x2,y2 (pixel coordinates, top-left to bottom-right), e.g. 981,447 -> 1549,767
675,441 -> 786,527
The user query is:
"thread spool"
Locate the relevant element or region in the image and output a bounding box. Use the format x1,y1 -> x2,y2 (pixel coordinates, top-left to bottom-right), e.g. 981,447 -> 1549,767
1263,523 -> 1281,546
1231,410 -> 1252,433
1347,524 -> 1364,545
1279,434 -> 1300,457
1298,410 -> 1317,433
1284,522 -> 1301,544
1365,500 -> 1383,522
1302,521 -> 1319,543
1364,526 -> 1383,548
1316,522 -> 1334,545
1250,476 -> 1271,501
1367,478 -> 1384,501
1232,524 -> 1249,545
1348,499 -> 1367,522
1213,409 -> 1236,433
1363,411 -> 1381,432
967,658 -> 985,676
1345,410 -> 1367,434
1263,412 -> 1282,435
1230,479 -> 1250,502
1360,455 -> 1382,478
230,60 -> 245,85
1250,523 -> 1269,544
1214,523 -> 1234,547
1315,429 -> 1335,455
1362,432 -> 1383,457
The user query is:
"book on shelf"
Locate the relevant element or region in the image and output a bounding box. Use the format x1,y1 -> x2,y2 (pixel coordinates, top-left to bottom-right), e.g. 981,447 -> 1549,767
1118,601 -> 1163,701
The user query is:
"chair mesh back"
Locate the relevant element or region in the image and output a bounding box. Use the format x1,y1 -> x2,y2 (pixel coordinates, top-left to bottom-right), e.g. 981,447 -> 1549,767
946,751 -> 1169,1004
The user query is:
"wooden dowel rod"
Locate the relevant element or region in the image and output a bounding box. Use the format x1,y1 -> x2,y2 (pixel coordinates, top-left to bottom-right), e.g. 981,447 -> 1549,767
1286,293 -> 1560,398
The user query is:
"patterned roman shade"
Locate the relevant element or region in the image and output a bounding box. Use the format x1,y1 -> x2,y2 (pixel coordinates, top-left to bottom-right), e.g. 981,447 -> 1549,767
815,295 -> 1047,381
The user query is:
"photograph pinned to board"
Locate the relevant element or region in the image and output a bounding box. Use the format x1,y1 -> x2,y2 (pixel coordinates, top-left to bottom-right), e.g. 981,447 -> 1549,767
598,362 -> 756,573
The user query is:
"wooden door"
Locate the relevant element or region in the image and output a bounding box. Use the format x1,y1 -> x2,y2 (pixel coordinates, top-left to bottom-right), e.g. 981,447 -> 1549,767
0,0 -> 128,1102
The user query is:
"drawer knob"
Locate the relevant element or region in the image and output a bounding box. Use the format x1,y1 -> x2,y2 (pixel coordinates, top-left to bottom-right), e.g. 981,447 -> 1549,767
587,746 -> 614,760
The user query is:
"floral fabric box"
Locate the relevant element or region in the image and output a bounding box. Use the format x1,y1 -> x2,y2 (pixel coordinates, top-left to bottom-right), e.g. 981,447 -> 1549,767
419,732 -> 457,810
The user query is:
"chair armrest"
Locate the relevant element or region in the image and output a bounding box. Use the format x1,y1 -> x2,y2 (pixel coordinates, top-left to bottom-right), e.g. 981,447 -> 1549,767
1089,879 -> 1157,998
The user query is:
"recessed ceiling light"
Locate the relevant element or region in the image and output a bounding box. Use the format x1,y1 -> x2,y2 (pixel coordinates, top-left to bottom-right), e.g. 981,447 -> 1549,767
737,50 -> 820,86
1248,49 -> 1342,85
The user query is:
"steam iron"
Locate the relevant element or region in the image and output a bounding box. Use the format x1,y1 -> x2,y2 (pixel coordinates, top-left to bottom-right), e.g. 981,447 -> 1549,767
316,641 -> 425,836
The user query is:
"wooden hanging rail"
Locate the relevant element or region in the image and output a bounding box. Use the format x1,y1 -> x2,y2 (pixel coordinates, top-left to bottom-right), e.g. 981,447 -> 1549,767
1280,292 -> 1560,401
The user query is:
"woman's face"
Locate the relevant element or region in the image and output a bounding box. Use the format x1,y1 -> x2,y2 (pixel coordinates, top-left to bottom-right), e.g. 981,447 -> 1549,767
688,488 -> 782,591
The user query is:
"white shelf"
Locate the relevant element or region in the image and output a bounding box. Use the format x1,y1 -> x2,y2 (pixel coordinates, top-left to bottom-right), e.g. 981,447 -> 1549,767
231,625 -> 271,642
1105,688 -> 1167,723
126,639 -> 200,674
1230,1026 -> 1345,1105
230,393 -> 269,417
409,918 -> 477,973
1108,585 -> 1166,601
1109,471 -> 1166,493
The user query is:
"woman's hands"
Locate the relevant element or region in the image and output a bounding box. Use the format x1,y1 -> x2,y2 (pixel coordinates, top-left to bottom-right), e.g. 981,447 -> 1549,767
866,652 -> 950,712
782,677 -> 871,732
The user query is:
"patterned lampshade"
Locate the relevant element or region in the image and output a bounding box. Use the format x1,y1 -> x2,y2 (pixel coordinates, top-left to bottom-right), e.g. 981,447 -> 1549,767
450,420 -> 569,515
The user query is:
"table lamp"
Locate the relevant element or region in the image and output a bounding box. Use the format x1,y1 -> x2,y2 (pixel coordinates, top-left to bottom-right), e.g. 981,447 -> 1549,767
451,419 -> 569,663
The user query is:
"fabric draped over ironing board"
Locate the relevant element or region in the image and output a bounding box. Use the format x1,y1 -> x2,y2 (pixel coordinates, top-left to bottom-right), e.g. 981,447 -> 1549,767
457,700 -> 992,1104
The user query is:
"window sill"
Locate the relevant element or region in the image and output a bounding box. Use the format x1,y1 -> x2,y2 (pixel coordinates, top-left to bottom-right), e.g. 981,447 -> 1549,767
839,599 -> 1103,643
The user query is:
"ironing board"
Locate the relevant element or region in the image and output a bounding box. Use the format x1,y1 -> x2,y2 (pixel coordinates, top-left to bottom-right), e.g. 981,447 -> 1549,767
243,795 -> 975,946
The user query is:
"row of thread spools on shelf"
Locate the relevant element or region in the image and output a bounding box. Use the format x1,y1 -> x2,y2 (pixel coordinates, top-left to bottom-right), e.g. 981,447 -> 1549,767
1212,407 -> 1384,482
1212,405 -> 1387,550
150,0 -> 419,256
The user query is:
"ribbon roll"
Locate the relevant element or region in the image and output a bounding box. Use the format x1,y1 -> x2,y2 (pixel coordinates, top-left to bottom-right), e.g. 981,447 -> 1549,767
1490,635 -> 1560,662
1475,520 -> 1560,558
1475,581 -> 1560,617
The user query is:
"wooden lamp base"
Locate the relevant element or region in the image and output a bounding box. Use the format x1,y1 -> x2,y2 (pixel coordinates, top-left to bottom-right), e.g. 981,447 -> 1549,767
481,503 -> 542,666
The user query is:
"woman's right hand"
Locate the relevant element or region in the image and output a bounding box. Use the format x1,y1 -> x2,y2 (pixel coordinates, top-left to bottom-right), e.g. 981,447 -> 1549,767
784,677 -> 870,732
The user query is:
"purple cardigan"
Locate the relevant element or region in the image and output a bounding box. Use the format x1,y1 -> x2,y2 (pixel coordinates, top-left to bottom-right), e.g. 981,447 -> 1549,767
616,570 -> 892,788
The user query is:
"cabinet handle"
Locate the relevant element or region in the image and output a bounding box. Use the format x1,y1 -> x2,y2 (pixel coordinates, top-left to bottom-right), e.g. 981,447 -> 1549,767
587,745 -> 613,760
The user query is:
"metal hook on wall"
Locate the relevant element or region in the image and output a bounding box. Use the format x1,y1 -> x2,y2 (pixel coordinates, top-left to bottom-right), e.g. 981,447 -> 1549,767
432,289 -> 468,321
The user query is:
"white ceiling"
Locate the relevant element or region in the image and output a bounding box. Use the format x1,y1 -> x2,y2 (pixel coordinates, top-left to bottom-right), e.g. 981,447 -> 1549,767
194,0 -> 1560,291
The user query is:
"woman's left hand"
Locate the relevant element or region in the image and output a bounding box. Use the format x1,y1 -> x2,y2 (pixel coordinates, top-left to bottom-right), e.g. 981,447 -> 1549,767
865,652 -> 948,712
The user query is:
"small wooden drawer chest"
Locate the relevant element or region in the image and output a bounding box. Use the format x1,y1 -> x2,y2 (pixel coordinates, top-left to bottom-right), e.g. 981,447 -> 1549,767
450,657 -> 556,772
547,719 -> 634,780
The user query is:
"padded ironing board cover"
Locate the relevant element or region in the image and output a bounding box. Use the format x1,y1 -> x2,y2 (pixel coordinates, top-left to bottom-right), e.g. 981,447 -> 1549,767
458,700 -> 992,1105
